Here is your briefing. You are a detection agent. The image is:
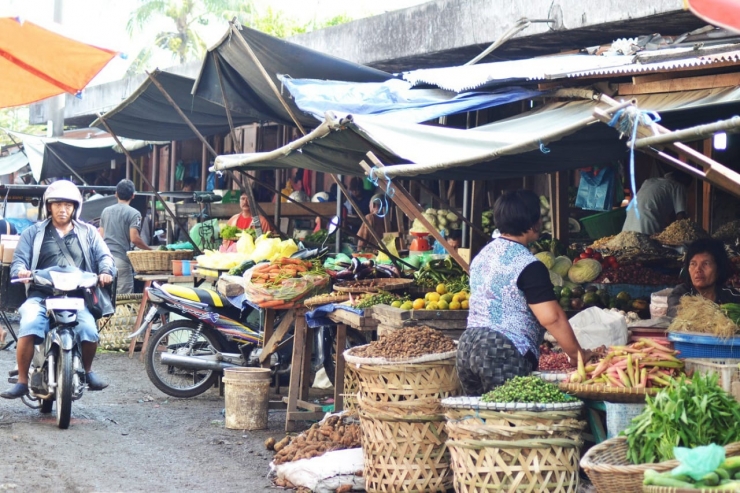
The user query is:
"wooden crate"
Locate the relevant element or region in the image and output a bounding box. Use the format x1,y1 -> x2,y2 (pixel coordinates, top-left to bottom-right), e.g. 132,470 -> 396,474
371,304 -> 467,340
327,307 -> 379,331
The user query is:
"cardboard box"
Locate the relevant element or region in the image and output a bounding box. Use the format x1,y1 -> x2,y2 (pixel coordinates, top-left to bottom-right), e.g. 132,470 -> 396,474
0,234 -> 20,246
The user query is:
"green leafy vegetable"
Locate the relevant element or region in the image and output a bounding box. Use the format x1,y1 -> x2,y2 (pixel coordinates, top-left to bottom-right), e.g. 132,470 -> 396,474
624,373 -> 740,464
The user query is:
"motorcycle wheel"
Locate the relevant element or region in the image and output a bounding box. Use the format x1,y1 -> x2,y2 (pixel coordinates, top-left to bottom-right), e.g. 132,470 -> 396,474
145,320 -> 223,398
56,350 -> 73,429
323,327 -> 367,386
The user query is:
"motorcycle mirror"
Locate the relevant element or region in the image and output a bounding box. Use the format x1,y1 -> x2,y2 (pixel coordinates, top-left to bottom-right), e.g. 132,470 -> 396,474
327,216 -> 339,236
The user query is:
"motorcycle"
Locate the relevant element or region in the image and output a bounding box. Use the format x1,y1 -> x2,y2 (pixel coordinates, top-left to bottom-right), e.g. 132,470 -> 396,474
128,243 -> 366,399
9,265 -> 100,429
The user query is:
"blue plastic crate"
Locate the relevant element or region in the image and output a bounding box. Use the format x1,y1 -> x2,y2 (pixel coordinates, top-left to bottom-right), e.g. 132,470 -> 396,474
668,332 -> 740,359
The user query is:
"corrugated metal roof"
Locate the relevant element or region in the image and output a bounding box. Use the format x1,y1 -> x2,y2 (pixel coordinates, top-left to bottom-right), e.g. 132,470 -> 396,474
402,44 -> 740,92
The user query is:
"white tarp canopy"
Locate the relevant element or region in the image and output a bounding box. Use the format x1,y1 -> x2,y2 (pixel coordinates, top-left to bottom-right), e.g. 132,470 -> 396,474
215,86 -> 740,181
0,151 -> 29,177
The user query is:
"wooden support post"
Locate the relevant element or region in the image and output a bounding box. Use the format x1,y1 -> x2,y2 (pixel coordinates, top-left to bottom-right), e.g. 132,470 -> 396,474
201,141 -> 207,191
469,180 -> 485,256
333,324 -> 347,412
169,140 -> 176,191
260,309 -> 275,369
361,152 -> 470,273
702,139 -> 713,232
555,171 -> 569,244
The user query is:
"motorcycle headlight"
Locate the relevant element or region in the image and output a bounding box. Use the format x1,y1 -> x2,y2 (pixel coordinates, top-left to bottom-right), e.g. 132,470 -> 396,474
49,271 -> 82,291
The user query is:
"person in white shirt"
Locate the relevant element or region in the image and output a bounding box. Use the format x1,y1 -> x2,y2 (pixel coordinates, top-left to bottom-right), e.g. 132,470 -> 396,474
621,172 -> 692,235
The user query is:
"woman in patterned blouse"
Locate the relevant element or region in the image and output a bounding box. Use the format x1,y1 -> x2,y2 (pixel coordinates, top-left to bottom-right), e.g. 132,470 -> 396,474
457,190 -> 592,395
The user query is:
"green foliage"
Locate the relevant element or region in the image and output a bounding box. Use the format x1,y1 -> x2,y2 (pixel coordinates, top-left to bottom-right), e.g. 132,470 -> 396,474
0,107 -> 45,146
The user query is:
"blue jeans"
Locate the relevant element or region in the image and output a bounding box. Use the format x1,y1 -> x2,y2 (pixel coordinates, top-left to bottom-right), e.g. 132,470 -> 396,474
18,297 -> 99,345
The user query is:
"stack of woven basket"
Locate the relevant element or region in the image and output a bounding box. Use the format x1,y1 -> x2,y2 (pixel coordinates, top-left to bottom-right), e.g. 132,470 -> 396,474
344,345 -> 462,492
442,398 -> 586,493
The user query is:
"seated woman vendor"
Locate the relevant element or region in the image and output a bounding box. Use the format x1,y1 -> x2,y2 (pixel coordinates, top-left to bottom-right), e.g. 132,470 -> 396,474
457,190 -> 592,395
667,238 -> 740,317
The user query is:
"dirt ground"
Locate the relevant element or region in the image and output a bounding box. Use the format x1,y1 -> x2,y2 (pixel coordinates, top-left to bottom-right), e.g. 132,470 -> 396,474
0,346 -> 305,493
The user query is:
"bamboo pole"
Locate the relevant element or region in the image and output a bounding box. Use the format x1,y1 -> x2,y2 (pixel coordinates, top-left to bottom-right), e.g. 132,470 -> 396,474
632,116 -> 740,149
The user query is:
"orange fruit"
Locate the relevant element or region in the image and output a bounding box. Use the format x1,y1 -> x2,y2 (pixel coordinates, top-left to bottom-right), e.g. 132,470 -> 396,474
412,298 -> 425,310
461,300 -> 469,310
436,283 -> 447,295
449,301 -> 461,310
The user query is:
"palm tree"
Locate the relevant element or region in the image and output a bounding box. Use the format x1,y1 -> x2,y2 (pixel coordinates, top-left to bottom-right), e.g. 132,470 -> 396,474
127,0 -> 253,65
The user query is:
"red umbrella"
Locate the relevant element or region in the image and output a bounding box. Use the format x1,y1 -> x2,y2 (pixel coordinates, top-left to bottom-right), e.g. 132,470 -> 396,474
0,17 -> 117,108
684,0 -> 740,33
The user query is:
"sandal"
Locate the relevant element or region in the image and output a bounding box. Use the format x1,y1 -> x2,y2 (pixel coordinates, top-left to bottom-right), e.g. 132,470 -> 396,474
0,331 -> 11,350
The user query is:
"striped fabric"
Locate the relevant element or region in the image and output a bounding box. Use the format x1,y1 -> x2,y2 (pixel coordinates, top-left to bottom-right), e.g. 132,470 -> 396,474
161,284 -> 226,308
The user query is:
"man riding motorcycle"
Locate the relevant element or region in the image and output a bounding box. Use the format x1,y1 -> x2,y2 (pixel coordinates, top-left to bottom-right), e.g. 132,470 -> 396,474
1,180 -> 116,399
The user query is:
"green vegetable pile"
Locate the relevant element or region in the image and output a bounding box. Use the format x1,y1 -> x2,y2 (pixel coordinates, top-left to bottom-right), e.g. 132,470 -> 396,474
481,376 -> 575,404
624,373 -> 740,464
414,257 -> 466,289
219,226 -> 256,241
644,456 -> 740,490
355,291 -> 409,309
303,229 -> 335,244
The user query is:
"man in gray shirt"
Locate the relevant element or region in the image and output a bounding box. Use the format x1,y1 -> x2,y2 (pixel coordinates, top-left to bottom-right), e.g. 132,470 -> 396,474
99,179 -> 151,293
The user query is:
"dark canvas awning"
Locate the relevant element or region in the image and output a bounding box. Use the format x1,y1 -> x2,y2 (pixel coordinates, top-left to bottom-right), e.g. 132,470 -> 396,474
192,25 -> 392,128
90,71 -> 257,141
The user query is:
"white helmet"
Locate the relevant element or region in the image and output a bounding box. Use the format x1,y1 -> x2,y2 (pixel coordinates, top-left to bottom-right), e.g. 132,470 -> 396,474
288,190 -> 309,203
311,192 -> 330,203
43,180 -> 83,220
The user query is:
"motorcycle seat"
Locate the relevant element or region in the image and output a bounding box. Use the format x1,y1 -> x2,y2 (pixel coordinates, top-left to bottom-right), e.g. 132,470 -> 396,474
159,284 -> 229,309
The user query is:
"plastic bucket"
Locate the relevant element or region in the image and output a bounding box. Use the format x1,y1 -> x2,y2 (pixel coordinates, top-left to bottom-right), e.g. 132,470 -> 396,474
172,260 -> 183,276
181,260 -> 196,276
605,402 -> 645,439
223,367 -> 271,430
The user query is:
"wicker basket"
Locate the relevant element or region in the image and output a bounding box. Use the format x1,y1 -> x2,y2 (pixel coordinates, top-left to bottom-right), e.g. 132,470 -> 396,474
97,294 -> 143,350
559,382 -> 658,403
342,365 -> 360,413
359,397 -> 452,493
443,400 -> 585,493
581,437 -> 740,493
344,348 -> 461,403
643,488 -> 733,493
127,250 -> 194,273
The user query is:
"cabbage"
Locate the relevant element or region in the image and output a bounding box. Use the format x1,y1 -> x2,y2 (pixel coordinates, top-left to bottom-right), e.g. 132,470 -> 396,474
567,258 -> 602,283
549,270 -> 563,287
551,256 -> 572,278
534,251 -> 556,269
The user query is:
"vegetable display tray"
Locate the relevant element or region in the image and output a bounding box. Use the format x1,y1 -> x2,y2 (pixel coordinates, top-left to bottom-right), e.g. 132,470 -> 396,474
668,331 -> 740,359
559,383 -> 658,403
333,278 -> 413,293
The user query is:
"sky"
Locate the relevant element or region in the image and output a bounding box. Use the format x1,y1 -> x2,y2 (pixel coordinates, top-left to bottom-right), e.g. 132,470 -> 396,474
2,0 -> 432,85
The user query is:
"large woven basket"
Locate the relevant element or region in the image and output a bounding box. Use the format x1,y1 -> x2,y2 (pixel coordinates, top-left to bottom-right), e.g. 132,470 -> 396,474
359,397 -> 452,493
581,437 -> 740,493
344,348 -> 461,403
342,365 -> 360,413
98,294 -> 143,350
127,250 -> 193,273
443,399 -> 585,493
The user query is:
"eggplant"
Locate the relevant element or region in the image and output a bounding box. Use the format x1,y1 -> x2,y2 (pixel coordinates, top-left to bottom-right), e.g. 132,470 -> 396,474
354,267 -> 374,280
350,257 -> 361,273
375,266 -> 393,278
335,261 -> 351,269
383,265 -> 400,278
361,259 -> 375,269
336,269 -> 355,280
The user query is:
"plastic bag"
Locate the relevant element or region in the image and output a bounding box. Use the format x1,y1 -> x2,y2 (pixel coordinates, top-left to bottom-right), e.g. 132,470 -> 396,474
671,444 -> 725,481
243,262 -> 330,308
236,233 -> 255,255
650,288 -> 672,318
569,307 -> 628,349
271,448 -> 363,493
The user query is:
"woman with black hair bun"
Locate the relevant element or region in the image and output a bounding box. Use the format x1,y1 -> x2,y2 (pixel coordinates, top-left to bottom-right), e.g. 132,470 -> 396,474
667,238 -> 740,316
456,190 -> 592,395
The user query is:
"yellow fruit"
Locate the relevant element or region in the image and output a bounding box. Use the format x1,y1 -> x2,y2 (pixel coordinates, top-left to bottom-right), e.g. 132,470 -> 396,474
426,292 -> 440,303
449,300 -> 461,310
436,283 -> 447,295
461,300 -> 469,310
424,292 -> 434,301
441,293 -> 453,304
451,293 -> 462,303
426,301 -> 439,310
391,300 -> 402,308
400,301 -> 413,310
437,300 -> 449,310
412,298 -> 426,310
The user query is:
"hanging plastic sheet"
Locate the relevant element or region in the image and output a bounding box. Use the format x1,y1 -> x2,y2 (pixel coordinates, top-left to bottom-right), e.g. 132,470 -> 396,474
576,167 -> 615,211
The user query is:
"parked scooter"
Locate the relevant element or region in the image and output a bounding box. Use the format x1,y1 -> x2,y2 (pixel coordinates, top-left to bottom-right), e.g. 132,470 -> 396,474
128,237 -> 365,399
9,266 -> 100,429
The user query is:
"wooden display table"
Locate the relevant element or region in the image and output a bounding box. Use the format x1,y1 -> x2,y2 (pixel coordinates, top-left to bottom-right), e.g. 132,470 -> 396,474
325,308 -> 378,413
371,304 -> 469,340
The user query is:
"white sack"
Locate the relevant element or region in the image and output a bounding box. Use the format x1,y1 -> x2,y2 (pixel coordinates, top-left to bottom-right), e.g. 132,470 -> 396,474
568,306 -> 628,349
272,448 -> 364,493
